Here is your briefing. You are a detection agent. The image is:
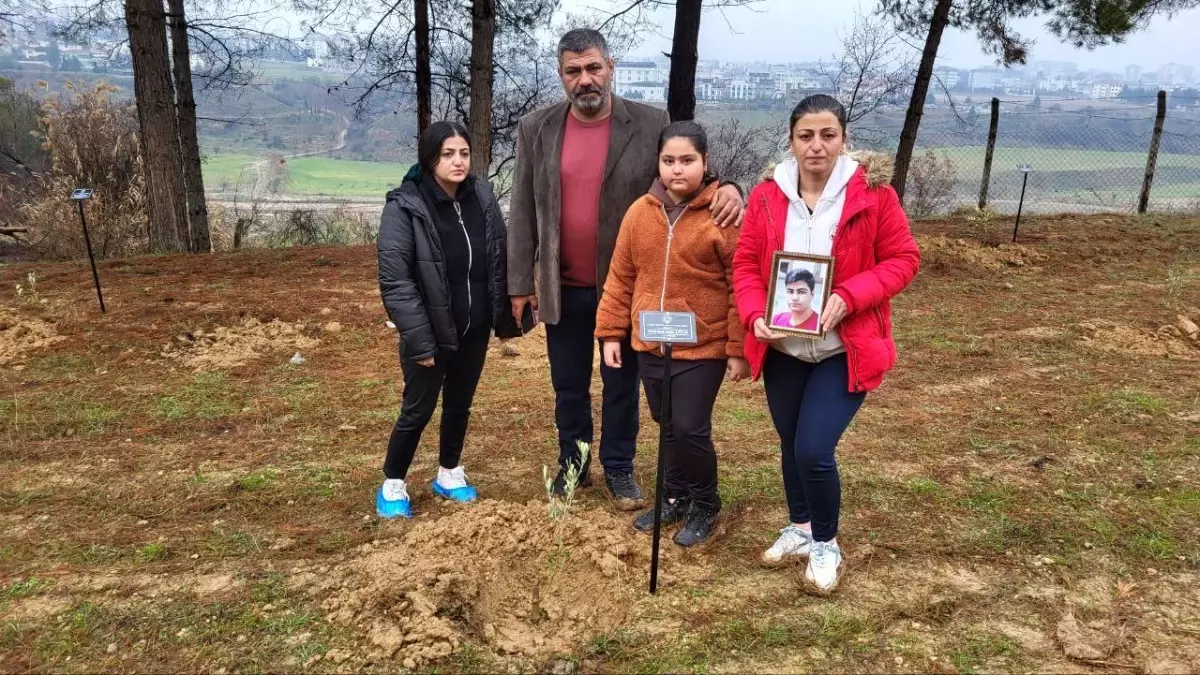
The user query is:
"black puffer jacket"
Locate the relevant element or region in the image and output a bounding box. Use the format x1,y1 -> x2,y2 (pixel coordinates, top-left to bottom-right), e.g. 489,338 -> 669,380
378,172 -> 520,362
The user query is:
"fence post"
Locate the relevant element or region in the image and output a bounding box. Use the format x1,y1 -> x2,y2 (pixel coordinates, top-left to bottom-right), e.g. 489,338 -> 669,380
1138,90 -> 1167,214
978,97 -> 1000,210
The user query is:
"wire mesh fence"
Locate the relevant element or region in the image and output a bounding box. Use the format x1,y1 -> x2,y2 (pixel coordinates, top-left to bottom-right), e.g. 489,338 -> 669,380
894,92 -> 1200,216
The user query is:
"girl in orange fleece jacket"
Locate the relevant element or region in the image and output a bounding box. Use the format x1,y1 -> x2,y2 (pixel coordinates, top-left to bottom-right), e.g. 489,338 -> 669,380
595,121 -> 748,547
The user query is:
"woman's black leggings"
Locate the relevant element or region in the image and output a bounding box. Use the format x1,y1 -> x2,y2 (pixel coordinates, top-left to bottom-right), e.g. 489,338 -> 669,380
383,326 -> 491,480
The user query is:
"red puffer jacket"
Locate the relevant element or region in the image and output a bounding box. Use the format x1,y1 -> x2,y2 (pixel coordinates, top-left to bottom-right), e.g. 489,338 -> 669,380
732,153 -> 921,392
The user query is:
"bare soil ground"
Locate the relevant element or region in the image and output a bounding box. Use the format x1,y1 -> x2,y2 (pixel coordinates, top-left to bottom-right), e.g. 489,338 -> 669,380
1,213 -> 1198,674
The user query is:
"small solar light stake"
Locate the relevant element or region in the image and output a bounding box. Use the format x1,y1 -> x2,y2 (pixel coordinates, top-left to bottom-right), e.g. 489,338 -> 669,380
71,188 -> 105,313
1013,165 -> 1033,243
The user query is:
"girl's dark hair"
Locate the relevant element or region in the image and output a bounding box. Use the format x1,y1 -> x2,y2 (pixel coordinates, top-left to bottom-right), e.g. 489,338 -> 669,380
789,94 -> 848,133
658,120 -> 708,156
785,267 -> 815,291
658,120 -> 716,183
417,120 -> 471,174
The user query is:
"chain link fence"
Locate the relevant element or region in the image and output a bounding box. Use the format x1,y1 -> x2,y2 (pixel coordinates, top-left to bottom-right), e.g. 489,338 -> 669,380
897,92 -> 1200,215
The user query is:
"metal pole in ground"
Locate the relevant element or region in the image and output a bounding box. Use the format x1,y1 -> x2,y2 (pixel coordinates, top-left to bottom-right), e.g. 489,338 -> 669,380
73,189 -> 106,313
649,342 -> 673,594
1013,171 -> 1029,244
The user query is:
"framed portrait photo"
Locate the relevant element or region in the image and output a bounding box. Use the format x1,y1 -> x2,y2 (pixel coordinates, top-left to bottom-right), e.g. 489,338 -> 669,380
765,251 -> 835,340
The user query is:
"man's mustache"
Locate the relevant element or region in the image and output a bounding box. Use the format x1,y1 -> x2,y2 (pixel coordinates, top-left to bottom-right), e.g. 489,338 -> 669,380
573,85 -> 604,96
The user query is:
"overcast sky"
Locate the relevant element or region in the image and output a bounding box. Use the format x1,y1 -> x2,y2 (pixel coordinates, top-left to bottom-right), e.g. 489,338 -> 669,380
569,0 -> 1200,72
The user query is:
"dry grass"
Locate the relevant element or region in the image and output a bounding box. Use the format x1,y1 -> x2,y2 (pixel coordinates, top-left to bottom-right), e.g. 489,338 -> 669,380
1,213 -> 1198,673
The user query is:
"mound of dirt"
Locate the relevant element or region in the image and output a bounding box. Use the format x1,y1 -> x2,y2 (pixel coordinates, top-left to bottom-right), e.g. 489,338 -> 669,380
160,317 -> 319,370
919,235 -> 1048,271
314,500 -> 645,668
1075,313 -> 1200,360
0,307 -> 66,365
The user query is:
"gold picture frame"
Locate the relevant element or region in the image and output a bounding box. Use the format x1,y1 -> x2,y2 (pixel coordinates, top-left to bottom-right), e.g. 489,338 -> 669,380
764,251 -> 836,340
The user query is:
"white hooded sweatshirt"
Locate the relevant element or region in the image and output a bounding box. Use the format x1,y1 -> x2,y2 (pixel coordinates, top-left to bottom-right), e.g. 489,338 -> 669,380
772,154 -> 859,362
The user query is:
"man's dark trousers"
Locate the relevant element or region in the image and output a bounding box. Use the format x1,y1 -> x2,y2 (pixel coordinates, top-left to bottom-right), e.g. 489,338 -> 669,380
545,285 -> 639,473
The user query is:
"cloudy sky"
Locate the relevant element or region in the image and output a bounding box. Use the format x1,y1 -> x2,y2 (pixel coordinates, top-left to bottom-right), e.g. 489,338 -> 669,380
569,0 -> 1200,73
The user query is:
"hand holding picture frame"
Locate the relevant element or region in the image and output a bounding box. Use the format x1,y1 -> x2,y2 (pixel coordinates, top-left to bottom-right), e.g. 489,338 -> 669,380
765,251 -> 835,340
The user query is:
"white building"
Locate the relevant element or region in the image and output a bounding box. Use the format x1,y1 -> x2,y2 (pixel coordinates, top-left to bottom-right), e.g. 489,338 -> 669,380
615,61 -> 665,86
620,84 -> 666,102
1091,82 -> 1123,99
728,79 -> 755,101
969,69 -> 1002,91
934,67 -> 961,89
1124,64 -> 1142,85
302,33 -> 332,59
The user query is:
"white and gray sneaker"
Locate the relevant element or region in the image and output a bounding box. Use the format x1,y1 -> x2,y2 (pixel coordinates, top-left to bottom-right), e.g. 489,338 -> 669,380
805,540 -> 843,593
762,525 -> 813,564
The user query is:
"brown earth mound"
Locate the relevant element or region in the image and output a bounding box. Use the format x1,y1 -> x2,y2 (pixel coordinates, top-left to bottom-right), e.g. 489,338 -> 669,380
1075,312 -> 1200,360
160,317 -> 319,371
919,235 -> 1048,271
0,307 -> 66,364
313,500 -> 646,668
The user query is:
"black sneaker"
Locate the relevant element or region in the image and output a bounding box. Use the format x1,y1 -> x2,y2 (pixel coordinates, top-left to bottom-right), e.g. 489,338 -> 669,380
632,497 -> 690,532
604,470 -> 645,511
550,462 -> 592,497
673,500 -> 720,547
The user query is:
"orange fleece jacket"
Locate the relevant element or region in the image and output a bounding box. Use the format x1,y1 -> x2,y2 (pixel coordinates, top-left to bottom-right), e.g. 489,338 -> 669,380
596,181 -> 745,360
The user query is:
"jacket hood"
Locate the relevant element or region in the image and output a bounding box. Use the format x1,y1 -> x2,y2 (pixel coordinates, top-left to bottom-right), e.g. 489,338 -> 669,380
772,154 -> 859,206
644,177 -> 719,209
760,150 -> 894,189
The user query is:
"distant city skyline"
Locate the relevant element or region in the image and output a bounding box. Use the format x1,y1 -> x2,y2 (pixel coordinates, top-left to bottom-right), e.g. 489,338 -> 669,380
569,0 -> 1200,73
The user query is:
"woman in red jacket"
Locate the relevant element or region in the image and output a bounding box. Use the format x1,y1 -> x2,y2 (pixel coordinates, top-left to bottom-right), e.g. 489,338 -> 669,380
732,95 -> 920,593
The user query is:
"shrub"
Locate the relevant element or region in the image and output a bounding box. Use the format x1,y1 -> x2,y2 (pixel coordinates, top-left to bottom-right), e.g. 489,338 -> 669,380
17,82 -> 148,259
906,149 -> 958,219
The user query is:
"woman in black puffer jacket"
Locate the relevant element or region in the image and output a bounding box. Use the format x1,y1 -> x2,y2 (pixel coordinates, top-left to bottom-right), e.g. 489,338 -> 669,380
376,121 -> 520,519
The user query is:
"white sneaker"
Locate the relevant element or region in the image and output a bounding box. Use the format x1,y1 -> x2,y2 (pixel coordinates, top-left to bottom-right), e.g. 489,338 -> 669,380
762,524 -> 813,563
436,466 -> 468,490
382,478 -> 409,501
805,540 -> 843,593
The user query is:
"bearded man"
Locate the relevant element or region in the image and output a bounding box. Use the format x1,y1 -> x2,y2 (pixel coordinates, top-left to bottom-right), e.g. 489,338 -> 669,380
507,28 -> 744,507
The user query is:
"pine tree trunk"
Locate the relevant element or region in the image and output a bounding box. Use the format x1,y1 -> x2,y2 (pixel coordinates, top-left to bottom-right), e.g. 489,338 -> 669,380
168,0 -> 211,253
667,0 -> 702,122
415,0 -> 431,134
468,0 -> 495,178
891,0 -> 952,203
125,0 -> 188,253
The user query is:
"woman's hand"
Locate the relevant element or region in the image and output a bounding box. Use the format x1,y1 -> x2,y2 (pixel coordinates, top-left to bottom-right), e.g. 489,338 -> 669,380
602,341 -> 623,369
417,356 -> 435,368
821,293 -> 849,332
752,317 -> 778,343
726,357 -> 750,382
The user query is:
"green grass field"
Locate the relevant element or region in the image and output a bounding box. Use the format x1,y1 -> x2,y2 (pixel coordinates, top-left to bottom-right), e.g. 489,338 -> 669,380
285,156 -> 407,197
201,153 -> 407,197
928,145 -> 1200,176
201,153 -> 258,190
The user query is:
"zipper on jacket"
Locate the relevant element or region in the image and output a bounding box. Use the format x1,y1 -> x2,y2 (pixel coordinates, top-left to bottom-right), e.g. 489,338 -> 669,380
658,203 -> 687,312
453,201 -> 472,334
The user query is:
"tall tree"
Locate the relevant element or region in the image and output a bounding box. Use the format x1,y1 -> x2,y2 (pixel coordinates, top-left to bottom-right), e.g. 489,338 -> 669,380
882,0 -> 1200,202
468,0 -> 495,176
415,0 -> 431,133
666,0 -> 701,121
168,0 -> 212,253
887,0 -> 951,204
125,0 -> 188,253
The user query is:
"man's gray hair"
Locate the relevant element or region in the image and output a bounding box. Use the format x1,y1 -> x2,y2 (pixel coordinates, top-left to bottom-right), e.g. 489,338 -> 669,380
557,28 -> 609,60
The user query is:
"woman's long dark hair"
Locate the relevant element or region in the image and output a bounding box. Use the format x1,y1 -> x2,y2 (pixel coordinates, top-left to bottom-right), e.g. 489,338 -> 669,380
407,121 -> 471,181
